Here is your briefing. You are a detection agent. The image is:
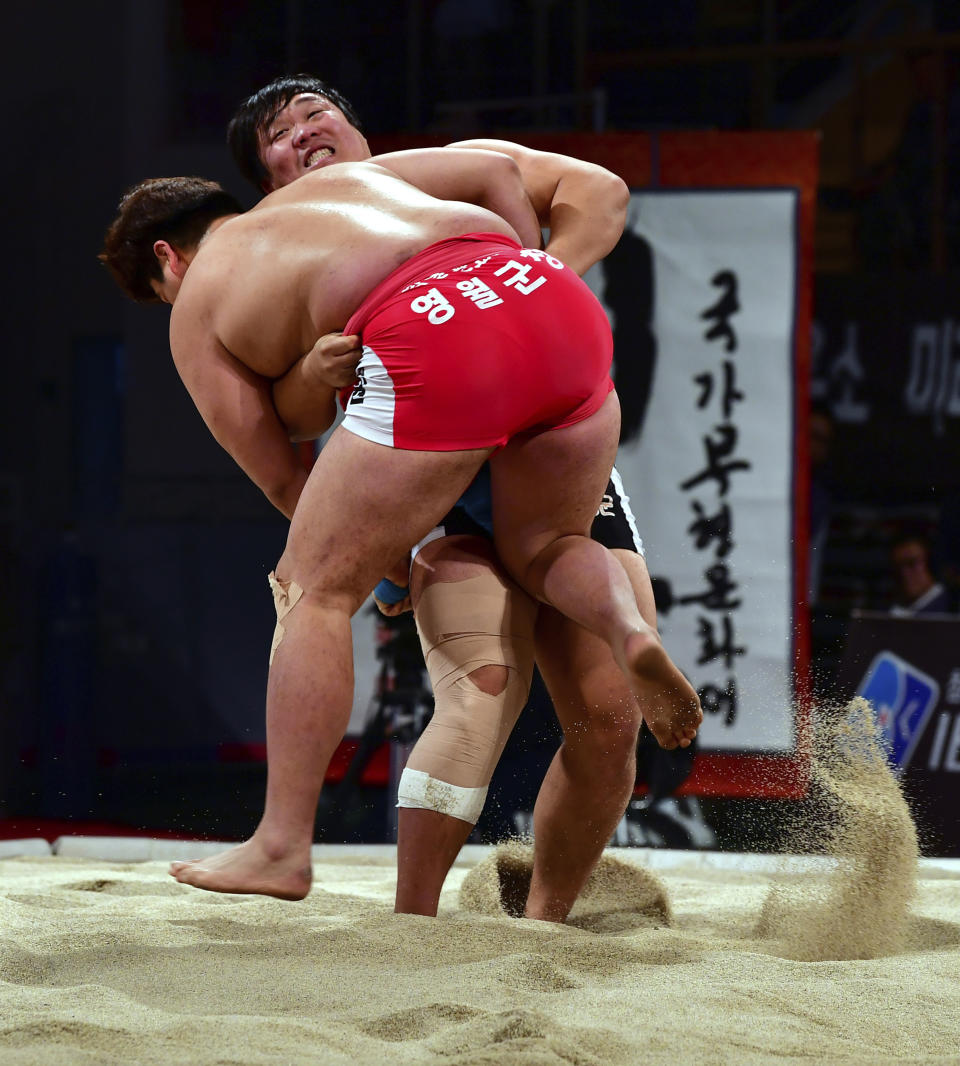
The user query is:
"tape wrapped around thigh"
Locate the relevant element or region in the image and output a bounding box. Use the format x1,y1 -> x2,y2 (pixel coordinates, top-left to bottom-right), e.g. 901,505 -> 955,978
398,573 -> 536,824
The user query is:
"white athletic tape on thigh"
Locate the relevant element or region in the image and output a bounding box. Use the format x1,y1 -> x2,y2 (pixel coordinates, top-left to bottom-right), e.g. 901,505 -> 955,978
397,768 -> 488,824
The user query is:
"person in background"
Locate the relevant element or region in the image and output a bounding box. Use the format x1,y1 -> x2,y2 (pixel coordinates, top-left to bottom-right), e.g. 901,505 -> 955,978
889,531 -> 956,616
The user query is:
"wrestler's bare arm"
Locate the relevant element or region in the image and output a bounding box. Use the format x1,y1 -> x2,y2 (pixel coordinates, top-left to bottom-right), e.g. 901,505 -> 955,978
446,139 -> 629,276
169,309 -> 308,519
271,333 -> 346,441
369,148 -> 543,250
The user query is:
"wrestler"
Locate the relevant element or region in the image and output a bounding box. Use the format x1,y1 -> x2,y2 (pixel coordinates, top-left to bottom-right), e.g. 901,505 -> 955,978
100,149 -> 702,906
228,76 -> 679,921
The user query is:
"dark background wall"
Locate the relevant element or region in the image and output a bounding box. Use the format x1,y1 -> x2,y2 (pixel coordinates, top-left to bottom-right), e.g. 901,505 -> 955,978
1,2 -> 286,832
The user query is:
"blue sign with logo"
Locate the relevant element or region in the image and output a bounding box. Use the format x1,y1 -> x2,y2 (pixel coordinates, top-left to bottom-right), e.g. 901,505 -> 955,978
856,651 -> 941,772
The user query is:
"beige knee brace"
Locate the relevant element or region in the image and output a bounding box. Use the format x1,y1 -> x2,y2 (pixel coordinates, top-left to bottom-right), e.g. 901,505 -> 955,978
268,571 -> 304,665
398,573 -> 537,824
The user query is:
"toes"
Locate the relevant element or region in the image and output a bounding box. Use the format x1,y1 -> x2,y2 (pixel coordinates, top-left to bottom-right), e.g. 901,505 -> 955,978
170,861 -> 204,884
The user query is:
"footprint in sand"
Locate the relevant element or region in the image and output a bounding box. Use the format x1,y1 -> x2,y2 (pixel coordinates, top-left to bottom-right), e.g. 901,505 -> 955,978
360,1002 -> 483,1042
424,1008 -> 633,1062
421,1008 -> 548,1056
7,893 -> 96,911
167,917 -> 280,942
59,879 -> 189,897
496,952 -> 580,992
0,944 -> 54,985
0,1019 -> 134,1057
60,879 -> 119,893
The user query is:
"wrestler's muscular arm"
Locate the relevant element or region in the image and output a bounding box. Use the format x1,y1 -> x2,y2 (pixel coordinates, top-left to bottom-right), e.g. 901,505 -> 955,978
270,334 -> 343,442
447,139 -> 629,276
169,305 -> 308,520
369,147 -> 543,251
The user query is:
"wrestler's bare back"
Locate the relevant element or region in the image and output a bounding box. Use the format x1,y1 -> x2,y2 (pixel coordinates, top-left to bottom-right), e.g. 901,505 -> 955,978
169,161 -> 520,381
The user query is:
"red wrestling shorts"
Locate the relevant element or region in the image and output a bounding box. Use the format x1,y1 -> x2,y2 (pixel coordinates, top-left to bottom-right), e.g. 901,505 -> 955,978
339,233 -> 614,450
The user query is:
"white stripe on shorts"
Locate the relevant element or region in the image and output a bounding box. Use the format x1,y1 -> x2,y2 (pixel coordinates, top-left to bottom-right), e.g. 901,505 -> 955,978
340,345 -> 396,448
609,466 -> 645,556
411,525 -> 448,562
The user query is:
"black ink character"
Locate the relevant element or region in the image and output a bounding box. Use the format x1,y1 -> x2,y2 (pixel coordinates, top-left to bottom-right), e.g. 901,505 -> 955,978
696,614 -> 747,670
687,500 -> 734,557
701,269 -> 740,352
680,424 -> 752,497
679,562 -> 742,611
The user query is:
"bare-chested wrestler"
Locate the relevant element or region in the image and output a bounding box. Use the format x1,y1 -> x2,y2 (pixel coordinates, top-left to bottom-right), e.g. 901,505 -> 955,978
225,77 -> 685,921
99,147 -> 702,908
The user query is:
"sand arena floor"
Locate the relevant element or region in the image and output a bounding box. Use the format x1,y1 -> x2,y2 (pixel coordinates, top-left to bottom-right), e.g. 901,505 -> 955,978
0,839 -> 957,1066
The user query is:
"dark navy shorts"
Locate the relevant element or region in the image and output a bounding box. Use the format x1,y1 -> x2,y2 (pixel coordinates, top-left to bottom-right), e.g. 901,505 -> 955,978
412,466 -> 645,560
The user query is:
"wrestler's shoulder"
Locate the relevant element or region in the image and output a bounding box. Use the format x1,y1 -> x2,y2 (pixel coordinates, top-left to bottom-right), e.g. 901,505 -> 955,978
259,162 -> 390,207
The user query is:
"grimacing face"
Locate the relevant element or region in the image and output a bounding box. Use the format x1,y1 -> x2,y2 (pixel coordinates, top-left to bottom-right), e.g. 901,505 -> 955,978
258,93 -> 371,190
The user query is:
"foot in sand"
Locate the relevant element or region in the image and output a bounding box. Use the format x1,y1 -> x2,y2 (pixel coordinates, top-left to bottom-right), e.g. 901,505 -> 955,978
169,838 -> 312,900
621,628 -> 702,749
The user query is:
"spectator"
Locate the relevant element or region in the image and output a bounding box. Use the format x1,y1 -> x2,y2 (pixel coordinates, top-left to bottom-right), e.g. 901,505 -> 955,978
888,531 -> 955,616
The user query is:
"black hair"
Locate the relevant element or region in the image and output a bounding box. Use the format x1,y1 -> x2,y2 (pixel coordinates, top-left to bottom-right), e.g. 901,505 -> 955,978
227,75 -> 363,189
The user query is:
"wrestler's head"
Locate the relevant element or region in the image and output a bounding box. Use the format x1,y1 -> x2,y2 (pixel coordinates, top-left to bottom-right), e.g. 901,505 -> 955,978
228,75 -> 371,193
99,176 -> 242,304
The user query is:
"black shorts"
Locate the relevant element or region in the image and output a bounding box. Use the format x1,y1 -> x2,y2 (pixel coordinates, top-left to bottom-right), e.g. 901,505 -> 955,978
590,469 -> 645,554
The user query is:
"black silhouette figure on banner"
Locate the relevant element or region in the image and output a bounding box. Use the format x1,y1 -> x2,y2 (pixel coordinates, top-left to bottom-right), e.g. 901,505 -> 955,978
602,225 -> 657,445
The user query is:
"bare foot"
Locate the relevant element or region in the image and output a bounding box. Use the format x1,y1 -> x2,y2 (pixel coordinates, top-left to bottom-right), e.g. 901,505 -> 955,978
621,628 -> 702,749
169,838 -> 312,900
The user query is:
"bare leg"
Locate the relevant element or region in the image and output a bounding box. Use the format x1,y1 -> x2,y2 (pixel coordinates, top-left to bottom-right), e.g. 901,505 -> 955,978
170,430 -> 490,897
490,393 -> 702,752
395,535 -> 535,915
395,808 -> 474,916
525,550 -> 655,921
